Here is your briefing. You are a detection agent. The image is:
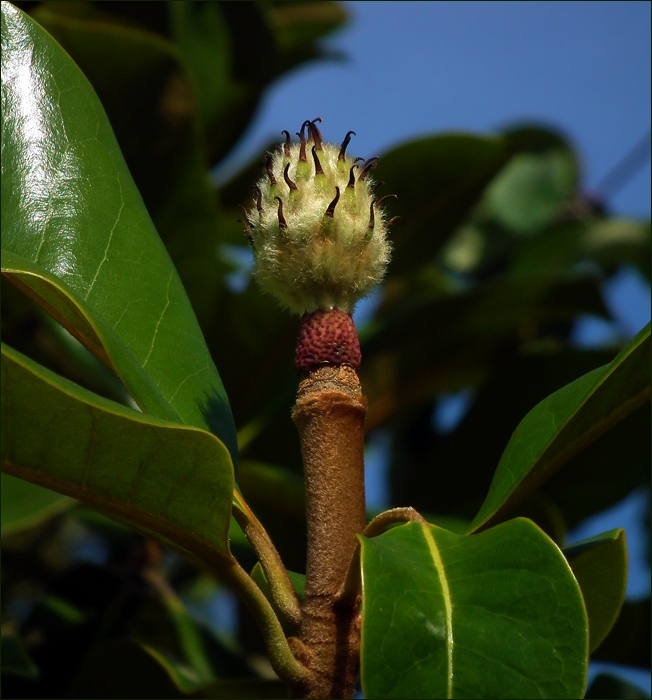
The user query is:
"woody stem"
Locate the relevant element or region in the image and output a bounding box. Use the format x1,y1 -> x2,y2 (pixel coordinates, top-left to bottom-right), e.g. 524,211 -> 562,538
290,311 -> 367,699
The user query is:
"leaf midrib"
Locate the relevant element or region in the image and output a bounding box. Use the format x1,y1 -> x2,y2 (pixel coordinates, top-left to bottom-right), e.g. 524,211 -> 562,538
421,523 -> 454,699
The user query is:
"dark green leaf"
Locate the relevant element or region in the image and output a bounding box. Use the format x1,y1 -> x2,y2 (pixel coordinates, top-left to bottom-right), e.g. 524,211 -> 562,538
192,678 -> 290,699
510,219 -> 651,280
585,672 -> 650,700
373,134 -> 512,276
67,638 -> 187,699
360,519 -> 588,699
388,348 -> 616,524
362,274 -> 608,430
541,403 -> 650,530
483,149 -> 578,233
2,343 -> 234,560
238,461 -> 305,519
1,473 -> 74,537
469,323 -> 650,532
251,562 -> 306,605
1,635 -> 39,680
29,2 -> 236,331
564,530 -> 628,653
592,599 -> 651,668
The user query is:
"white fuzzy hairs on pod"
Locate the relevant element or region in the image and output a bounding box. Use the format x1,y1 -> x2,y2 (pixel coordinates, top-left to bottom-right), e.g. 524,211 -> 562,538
241,119 -> 394,314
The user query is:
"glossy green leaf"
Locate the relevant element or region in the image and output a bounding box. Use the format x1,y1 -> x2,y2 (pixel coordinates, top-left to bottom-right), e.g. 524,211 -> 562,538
1,473 -> 74,537
1,343 -> 234,560
373,134 -> 512,276
564,530 -> 628,653
360,519 -> 588,699
469,323 -> 650,532
1,635 -> 39,680
1,2 -> 237,462
29,3 -> 235,333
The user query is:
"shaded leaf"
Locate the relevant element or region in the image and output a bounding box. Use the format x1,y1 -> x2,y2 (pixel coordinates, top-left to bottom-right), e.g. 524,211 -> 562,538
585,672 -> 650,700
1,635 -> 39,680
592,599 -> 651,668
192,678 -> 290,699
67,637 -> 187,699
373,134 -> 512,276
168,1 -> 346,165
272,1 -> 348,48
469,323 -> 650,532
1,472 -> 74,538
145,570 -> 217,688
564,530 -> 628,653
510,219 -> 651,280
541,404 -> 650,530
362,274 -> 608,430
251,562 -> 306,605
388,348 -> 616,522
483,149 -> 578,234
360,519 -> 588,699
1,343 -> 234,561
238,460 -> 305,520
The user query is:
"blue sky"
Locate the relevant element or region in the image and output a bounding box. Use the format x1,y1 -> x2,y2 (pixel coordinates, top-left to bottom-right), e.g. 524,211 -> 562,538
218,1 -> 650,220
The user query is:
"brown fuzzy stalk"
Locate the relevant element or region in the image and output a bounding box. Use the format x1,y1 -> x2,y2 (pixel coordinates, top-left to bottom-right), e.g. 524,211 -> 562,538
291,310 -> 367,699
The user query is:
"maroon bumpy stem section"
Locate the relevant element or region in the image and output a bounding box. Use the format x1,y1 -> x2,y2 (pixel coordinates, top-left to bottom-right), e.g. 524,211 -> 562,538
295,309 -> 361,372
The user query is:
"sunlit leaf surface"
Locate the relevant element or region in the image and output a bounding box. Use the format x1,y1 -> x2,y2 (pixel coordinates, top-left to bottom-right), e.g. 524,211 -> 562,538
360,519 -> 588,699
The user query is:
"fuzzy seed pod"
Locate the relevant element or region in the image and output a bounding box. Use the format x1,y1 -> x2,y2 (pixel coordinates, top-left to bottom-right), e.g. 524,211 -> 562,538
241,120 -> 394,314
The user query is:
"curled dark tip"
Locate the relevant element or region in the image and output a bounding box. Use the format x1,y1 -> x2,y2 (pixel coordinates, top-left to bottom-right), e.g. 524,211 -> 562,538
359,157 -> 379,181
368,199 -> 376,229
347,163 -> 357,189
237,205 -> 254,247
281,130 -> 291,158
376,193 -> 398,207
388,215 -> 401,228
284,163 -> 298,191
265,153 -> 277,185
275,196 -> 287,230
297,121 -> 309,162
325,187 -> 341,218
251,185 -> 263,213
338,130 -> 356,161
311,145 -> 324,175
308,117 -> 324,150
